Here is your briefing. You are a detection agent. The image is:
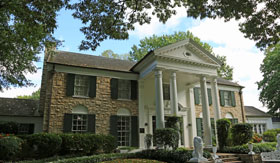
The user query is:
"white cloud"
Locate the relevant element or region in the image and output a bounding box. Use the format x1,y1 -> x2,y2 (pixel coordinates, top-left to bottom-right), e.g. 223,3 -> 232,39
0,69 -> 42,98
189,18 -> 267,111
129,7 -> 188,38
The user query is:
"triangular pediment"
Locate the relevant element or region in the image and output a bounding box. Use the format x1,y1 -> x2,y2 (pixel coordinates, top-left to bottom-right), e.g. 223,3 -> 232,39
154,39 -> 222,67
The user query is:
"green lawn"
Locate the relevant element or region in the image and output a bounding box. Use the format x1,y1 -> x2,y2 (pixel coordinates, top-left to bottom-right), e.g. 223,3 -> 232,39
102,159 -> 166,163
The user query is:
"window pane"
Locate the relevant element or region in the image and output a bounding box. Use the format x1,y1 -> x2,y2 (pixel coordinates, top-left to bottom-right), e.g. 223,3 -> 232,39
72,114 -> 88,133
118,80 -> 131,99
117,116 -> 130,146
74,75 -> 89,96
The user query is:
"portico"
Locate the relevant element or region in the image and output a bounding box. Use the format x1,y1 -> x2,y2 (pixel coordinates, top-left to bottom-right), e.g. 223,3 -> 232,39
131,39 -> 223,148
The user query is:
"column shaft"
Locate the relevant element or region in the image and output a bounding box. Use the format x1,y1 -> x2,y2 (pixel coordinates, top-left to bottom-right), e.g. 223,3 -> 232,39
155,70 -> 165,129
200,76 -> 212,147
211,78 -> 221,120
170,71 -> 178,116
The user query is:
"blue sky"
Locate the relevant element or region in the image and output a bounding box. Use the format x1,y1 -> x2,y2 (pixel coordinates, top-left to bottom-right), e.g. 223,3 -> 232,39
0,7 -> 266,111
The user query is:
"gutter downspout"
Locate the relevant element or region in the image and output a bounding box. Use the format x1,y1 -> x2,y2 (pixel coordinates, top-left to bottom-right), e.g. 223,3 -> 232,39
239,88 -> 246,123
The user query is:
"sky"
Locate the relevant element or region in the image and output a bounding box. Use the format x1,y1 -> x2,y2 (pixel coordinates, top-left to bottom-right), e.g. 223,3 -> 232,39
0,7 -> 266,111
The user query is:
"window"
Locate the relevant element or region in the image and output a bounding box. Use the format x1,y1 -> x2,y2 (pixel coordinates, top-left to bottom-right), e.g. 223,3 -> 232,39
196,118 -> 216,140
219,90 -> 236,107
117,116 -> 131,146
118,80 -> 131,99
163,84 -> 170,100
63,105 -> 96,133
18,124 -> 34,134
253,124 -> 266,134
194,87 -> 212,105
72,114 -> 88,133
66,74 -> 96,98
74,75 -> 89,96
225,112 -> 238,125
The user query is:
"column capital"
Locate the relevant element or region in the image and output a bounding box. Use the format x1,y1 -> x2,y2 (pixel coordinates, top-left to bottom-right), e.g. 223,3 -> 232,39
154,69 -> 162,78
200,76 -> 207,82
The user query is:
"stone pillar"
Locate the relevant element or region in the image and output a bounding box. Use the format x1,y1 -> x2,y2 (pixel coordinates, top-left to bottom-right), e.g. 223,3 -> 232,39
211,78 -> 221,120
138,80 -> 145,148
170,71 -> 178,116
200,76 -> 212,147
186,87 -> 197,147
155,69 -> 165,129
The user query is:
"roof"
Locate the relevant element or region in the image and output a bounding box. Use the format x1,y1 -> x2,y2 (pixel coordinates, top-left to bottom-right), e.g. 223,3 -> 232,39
47,50 -> 136,73
217,78 -> 243,88
0,98 -> 41,117
245,106 -> 271,117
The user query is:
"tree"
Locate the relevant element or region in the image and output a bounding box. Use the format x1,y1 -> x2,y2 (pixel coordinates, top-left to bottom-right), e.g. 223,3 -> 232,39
129,31 -> 233,80
17,88 -> 40,100
69,0 -> 279,51
0,0 -> 65,91
100,50 -> 129,60
257,44 -> 280,116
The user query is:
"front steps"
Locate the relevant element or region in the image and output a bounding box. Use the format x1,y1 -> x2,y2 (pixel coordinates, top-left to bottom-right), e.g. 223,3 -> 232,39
216,153 -> 243,163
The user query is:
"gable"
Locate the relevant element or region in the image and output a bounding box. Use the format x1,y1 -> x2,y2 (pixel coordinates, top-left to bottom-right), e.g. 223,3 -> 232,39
154,39 -> 221,67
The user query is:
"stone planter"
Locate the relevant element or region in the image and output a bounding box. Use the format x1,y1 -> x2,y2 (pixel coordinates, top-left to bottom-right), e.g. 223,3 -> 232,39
248,143 -> 255,155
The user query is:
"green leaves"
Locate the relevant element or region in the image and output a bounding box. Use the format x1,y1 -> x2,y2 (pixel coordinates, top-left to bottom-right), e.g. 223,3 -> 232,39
257,44 -> 280,116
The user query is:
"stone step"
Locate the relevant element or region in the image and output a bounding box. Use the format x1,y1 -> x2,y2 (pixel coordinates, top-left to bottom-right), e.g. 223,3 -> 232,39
221,157 -> 241,162
223,161 -> 243,163
217,153 -> 239,158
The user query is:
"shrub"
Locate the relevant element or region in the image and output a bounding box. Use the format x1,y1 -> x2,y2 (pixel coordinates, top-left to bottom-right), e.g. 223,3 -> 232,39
165,116 -> 181,130
0,136 -> 23,160
231,123 -> 253,145
252,133 -> 262,143
263,130 -> 277,142
222,142 -> 276,154
100,134 -> 117,153
216,118 -> 231,150
0,121 -> 19,134
154,128 -> 179,149
135,149 -> 211,163
27,133 -> 62,158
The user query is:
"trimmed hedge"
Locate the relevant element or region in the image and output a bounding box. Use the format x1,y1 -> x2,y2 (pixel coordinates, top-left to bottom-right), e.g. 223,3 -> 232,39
263,129 -> 280,142
217,118 -> 231,151
154,128 -> 179,149
231,123 -> 253,145
0,121 -> 19,134
0,136 -> 23,161
222,142 -> 276,154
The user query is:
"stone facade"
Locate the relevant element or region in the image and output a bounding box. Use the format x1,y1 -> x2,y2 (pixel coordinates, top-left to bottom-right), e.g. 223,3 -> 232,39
42,72 -> 138,134
195,91 -> 246,122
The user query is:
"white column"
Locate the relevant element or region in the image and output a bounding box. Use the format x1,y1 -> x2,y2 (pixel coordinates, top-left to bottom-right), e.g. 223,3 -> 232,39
211,78 -> 221,120
186,87 -> 197,147
155,69 -> 165,129
138,80 -> 145,149
200,76 -> 212,147
170,71 -> 178,116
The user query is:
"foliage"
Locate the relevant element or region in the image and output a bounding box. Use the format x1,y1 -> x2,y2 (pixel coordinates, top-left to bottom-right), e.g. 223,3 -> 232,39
263,131 -> 277,142
0,136 -> 23,161
165,116 -> 181,130
258,44 -> 280,116
154,128 -> 179,150
135,149 -> 211,163
100,50 -> 130,60
100,134 -> 118,153
17,88 -> 40,100
252,133 -> 263,143
144,134 -> 153,149
129,31 -> 233,80
54,153 -> 135,163
68,0 -> 279,51
1,1 -> 65,90
0,121 -> 19,134
216,118 -> 231,151
26,133 -> 62,158
222,142 -> 276,154
102,159 -> 165,163
231,123 -> 253,145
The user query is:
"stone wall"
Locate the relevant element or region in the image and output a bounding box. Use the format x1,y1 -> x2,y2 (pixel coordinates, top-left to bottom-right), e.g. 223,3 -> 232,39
195,91 -> 245,123
43,72 -> 138,134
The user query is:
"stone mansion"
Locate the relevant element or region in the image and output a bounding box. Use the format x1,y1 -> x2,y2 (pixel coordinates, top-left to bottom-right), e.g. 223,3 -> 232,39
40,39 -> 246,148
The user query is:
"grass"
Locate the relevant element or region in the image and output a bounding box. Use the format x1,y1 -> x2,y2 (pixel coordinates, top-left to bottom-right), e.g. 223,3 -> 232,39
102,159 -> 166,163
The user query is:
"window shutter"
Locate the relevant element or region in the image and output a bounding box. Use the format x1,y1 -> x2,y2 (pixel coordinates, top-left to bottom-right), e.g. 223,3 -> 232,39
131,116 -> 139,147
110,78 -> 118,99
66,74 -> 75,96
89,76 -> 96,98
196,118 -> 203,138
63,113 -> 72,133
194,88 -> 200,105
109,115 -> 118,139
207,88 -> 212,105
28,124 -> 35,134
231,91 -> 236,107
219,90 -> 225,106
131,80 -> 138,100
87,114 -> 96,133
